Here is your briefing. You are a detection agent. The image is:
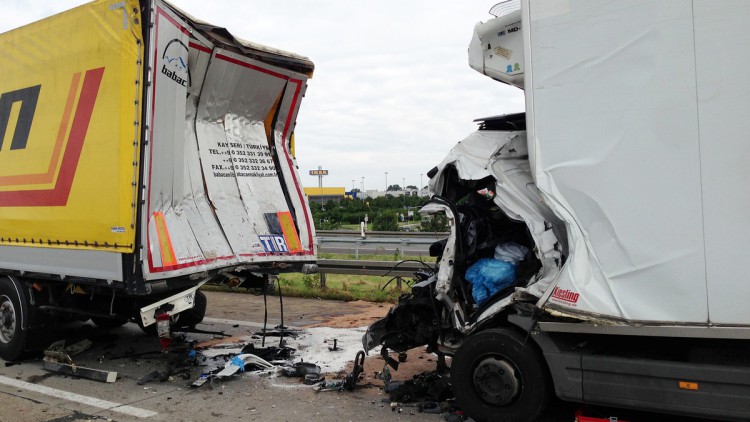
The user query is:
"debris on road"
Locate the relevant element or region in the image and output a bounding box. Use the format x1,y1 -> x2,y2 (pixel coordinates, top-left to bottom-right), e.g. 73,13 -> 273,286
312,350 -> 366,392
215,354 -> 274,378
187,326 -> 369,389
280,361 -> 323,384
43,340 -> 117,383
254,326 -> 301,339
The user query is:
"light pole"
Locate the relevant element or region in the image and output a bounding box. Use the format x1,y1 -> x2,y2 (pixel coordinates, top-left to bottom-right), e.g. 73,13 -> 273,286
361,176 -> 365,201
420,174 -> 423,191
402,177 -> 406,208
351,179 -> 355,198
385,172 -> 388,192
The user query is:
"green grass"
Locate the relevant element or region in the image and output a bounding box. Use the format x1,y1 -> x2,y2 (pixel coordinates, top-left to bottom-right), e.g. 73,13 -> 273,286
203,272 -> 412,303
202,253 -> 436,303
276,273 -> 409,303
338,224 -> 362,230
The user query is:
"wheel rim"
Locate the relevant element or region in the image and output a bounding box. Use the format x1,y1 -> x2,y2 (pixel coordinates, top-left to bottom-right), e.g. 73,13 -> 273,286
472,355 -> 520,406
0,295 -> 16,344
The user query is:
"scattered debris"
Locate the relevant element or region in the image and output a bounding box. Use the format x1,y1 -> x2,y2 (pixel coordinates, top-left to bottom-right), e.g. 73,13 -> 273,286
239,343 -> 294,362
43,340 -> 117,383
385,371 -> 451,403
343,351 -> 365,391
215,354 -> 274,378
280,361 -> 325,384
42,360 -> 117,383
326,338 -> 340,352
254,326 -> 301,338
137,370 -> 168,385
281,361 -> 321,379
313,350 -> 366,392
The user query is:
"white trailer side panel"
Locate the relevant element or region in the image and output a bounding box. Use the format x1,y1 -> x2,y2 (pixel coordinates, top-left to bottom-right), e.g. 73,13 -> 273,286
694,0 -> 750,325
142,2 -> 314,279
525,0 -> 708,322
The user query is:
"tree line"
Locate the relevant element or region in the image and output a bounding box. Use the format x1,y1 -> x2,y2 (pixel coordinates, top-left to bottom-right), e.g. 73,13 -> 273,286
309,194 -> 449,232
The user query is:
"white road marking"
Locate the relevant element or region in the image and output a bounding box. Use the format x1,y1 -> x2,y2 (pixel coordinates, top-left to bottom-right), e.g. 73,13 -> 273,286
0,375 -> 157,418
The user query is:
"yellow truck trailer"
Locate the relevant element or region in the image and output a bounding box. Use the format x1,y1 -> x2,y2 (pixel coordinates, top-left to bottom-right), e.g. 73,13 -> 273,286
0,0 -> 317,360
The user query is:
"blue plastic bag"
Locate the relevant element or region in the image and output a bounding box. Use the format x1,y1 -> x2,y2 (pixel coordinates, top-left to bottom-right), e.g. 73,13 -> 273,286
465,258 -> 516,306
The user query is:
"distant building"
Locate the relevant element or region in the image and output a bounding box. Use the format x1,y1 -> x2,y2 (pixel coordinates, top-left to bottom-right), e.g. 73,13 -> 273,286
305,187 -> 429,202
304,187 -> 346,203
366,189 -> 425,198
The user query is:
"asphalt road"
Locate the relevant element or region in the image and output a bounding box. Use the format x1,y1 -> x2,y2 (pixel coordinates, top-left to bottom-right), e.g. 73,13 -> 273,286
0,292 -> 715,422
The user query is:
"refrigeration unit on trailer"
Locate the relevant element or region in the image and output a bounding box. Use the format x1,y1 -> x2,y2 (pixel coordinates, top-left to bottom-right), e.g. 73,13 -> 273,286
0,0 -> 317,360
365,1 -> 750,421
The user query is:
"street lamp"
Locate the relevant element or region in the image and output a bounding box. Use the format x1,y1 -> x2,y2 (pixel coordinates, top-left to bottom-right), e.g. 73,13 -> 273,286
402,177 -> 406,207
385,171 -> 388,192
361,176 -> 365,200
420,174 -> 423,191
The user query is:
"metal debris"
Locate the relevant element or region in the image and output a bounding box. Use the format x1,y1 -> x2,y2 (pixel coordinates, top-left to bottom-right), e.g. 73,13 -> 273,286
43,340 -> 116,383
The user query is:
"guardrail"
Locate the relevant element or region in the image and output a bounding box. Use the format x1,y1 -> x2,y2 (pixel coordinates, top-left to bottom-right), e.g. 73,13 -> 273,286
317,230 -> 449,239
316,258 -> 435,289
317,236 -> 436,258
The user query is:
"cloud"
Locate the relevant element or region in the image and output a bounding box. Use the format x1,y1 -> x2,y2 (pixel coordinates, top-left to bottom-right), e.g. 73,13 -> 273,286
3,0 -> 524,190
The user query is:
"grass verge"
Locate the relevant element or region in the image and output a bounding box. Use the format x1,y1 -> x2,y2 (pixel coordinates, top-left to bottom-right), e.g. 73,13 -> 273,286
202,253 -> 436,303
203,272 -> 410,303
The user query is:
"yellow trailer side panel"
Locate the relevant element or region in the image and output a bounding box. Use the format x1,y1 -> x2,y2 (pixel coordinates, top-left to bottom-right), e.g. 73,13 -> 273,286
0,0 -> 143,252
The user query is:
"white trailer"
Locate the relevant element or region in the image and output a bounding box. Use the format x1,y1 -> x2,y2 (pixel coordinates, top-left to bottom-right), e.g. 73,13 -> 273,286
365,1 -> 750,420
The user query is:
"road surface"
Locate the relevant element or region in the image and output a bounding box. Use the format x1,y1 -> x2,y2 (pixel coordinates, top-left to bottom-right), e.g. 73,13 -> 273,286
0,291 -> 712,422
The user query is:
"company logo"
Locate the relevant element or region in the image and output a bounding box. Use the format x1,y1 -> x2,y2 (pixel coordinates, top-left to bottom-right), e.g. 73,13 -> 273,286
551,287 -> 580,304
0,85 -> 41,151
161,39 -> 188,87
0,68 -> 105,207
259,235 -> 290,253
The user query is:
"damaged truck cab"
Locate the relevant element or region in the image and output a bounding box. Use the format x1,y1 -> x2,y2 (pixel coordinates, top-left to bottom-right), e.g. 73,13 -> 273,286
366,1 -> 750,421
365,113 -> 566,420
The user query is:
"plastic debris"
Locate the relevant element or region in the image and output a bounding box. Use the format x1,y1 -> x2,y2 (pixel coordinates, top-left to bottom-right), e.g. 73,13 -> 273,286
215,353 -> 274,378
280,361 -> 321,378
493,242 -> 529,263
465,258 -> 516,306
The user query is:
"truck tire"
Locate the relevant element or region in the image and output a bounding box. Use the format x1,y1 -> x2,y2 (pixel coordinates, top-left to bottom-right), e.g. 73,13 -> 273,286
0,277 -> 28,361
174,290 -> 207,328
451,328 -> 549,422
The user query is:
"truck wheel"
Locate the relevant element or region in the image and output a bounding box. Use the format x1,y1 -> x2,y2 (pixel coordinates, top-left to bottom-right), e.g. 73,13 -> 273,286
173,290 -> 206,329
451,328 -> 549,422
0,277 -> 28,361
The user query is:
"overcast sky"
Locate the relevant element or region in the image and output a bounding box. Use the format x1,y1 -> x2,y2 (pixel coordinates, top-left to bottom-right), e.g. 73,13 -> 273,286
3,0 -> 523,191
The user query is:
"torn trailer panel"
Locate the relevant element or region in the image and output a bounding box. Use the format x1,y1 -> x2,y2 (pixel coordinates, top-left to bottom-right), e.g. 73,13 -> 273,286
142,1 -> 316,280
